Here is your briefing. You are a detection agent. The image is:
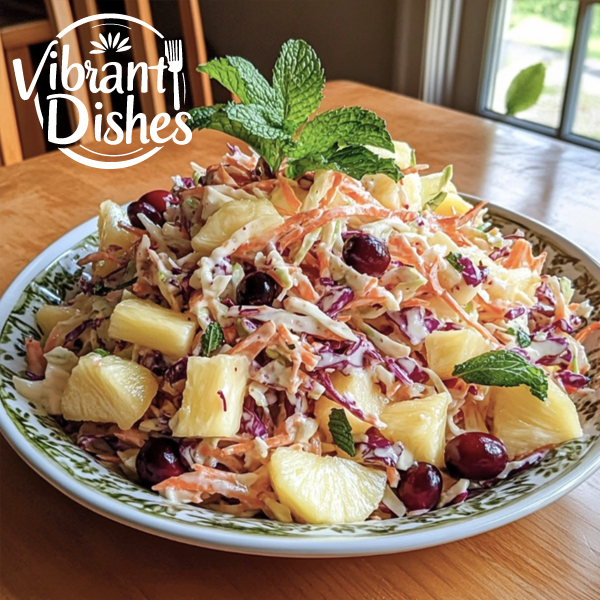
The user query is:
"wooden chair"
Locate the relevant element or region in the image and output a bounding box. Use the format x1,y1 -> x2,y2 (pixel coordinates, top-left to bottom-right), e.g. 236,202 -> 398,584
123,0 -> 213,114
0,0 -> 212,166
0,0 -> 94,165
178,0 -> 213,108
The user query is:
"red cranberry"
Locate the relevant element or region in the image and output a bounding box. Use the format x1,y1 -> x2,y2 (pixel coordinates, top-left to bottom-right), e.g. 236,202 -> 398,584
444,432 -> 508,480
236,272 -> 278,306
127,200 -> 164,229
398,462 -> 442,511
342,233 -> 390,277
138,190 -> 171,213
136,437 -> 187,487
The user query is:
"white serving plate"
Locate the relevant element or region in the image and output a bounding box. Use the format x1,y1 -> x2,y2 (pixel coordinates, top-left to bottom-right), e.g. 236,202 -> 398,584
1,195 -> 599,557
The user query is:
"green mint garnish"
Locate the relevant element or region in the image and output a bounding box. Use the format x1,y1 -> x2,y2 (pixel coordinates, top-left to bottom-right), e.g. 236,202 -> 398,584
201,322 -> 225,357
446,252 -> 464,273
452,350 -> 548,401
188,39 -> 401,182
328,408 -> 356,456
507,327 -> 531,348
93,348 -> 111,357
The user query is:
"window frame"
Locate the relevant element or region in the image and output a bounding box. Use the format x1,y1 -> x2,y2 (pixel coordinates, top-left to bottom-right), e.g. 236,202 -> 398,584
477,0 -> 600,151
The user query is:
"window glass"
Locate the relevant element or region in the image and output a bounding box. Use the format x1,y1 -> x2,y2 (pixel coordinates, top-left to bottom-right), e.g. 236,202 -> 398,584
572,3 -> 600,140
488,0 -> 578,128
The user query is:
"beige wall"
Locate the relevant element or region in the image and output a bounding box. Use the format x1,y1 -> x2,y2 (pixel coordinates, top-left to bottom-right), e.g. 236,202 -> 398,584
194,0 -> 399,101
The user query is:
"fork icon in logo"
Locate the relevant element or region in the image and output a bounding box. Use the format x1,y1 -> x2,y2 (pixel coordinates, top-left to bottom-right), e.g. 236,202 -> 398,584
165,40 -> 183,110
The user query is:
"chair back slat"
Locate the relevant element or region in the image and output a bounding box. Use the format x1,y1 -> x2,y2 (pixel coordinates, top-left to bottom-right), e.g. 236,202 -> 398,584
124,0 -> 166,118
0,36 -> 23,166
178,0 -> 213,107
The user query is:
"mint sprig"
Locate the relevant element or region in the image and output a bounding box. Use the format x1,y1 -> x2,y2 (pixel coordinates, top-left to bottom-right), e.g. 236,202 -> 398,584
452,350 -> 548,401
273,39 -> 324,133
189,39 -> 401,182
328,408 -> 356,456
201,322 -> 225,357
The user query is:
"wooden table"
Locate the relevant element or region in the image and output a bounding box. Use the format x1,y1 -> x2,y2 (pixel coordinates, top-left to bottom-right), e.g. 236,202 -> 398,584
1,81 -> 599,600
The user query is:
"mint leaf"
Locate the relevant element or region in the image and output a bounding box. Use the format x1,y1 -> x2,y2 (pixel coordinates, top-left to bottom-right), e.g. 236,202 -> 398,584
292,107 -> 394,157
93,348 -> 111,357
446,252 -> 464,273
188,103 -> 293,170
328,408 -> 356,456
192,40 -> 401,181
273,39 -> 324,133
201,322 -> 225,357
286,145 -> 402,181
507,327 -> 531,348
505,62 -> 546,116
452,350 -> 548,401
198,57 -> 283,123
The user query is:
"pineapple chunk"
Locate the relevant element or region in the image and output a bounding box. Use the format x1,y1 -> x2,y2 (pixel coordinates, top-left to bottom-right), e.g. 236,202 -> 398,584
108,298 -> 196,358
485,263 -> 541,304
269,447 -> 386,524
425,328 -> 492,380
434,193 -> 472,216
362,173 -> 402,210
380,392 -> 451,466
36,304 -> 78,337
61,353 -> 158,429
169,355 -> 249,437
191,198 -> 283,255
491,380 -> 582,459
314,371 -> 387,439
95,200 -> 138,277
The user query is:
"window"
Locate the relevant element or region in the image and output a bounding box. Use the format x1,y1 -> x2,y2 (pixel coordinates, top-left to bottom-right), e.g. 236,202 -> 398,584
479,0 -> 600,150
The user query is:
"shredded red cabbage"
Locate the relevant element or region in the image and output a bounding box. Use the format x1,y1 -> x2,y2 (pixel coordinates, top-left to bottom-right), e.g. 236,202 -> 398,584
64,318 -> 103,345
489,246 -> 510,262
535,281 -> 556,306
505,307 -> 526,320
355,427 -> 403,468
530,336 -> 572,368
315,336 -> 382,375
165,357 -> 188,385
317,285 -> 354,317
457,256 -> 489,287
313,371 -> 370,422
556,371 -> 589,389
387,306 -> 440,345
240,397 -> 268,439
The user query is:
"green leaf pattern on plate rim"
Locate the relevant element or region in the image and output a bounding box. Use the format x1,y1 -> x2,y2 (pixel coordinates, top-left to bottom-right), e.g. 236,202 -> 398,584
0,217 -> 599,538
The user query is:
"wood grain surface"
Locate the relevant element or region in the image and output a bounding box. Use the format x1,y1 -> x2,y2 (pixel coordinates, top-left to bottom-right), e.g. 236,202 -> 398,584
1,81 -> 599,600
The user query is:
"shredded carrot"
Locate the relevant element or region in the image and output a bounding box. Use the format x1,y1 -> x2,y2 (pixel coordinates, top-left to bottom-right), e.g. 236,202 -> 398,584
242,179 -> 277,194
25,338 -> 47,376
294,274 -> 320,302
236,204 -> 390,256
321,172 -> 343,207
502,238 -> 546,273
228,321 -> 277,360
575,321 -> 600,343
277,175 -> 302,214
342,287 -> 391,312
222,325 -> 238,346
386,466 -> 400,488
475,294 -> 508,317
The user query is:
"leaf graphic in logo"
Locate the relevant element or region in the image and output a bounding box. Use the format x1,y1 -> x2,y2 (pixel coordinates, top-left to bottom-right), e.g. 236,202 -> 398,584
89,34 -> 131,55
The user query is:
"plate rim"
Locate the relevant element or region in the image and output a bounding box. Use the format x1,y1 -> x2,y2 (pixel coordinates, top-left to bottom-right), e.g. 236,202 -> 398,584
1,194 -> 600,557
